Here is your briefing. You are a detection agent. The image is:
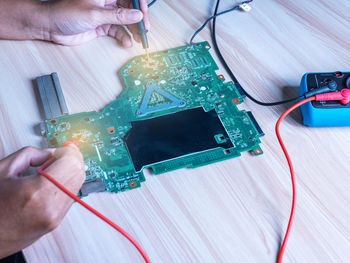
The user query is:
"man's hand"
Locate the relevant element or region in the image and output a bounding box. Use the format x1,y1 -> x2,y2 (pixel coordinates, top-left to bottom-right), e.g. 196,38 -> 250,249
0,0 -> 149,46
0,146 -> 85,259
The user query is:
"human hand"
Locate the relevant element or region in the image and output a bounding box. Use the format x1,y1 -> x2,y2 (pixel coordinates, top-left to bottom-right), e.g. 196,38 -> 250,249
0,0 -> 149,46
0,146 -> 85,259
42,0 -> 150,46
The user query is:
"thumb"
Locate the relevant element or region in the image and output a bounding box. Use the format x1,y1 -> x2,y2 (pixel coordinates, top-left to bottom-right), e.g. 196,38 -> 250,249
98,7 -> 143,25
1,147 -> 52,177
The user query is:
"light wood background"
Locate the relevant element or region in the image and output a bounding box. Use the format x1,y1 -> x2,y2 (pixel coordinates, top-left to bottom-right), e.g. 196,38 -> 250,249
1,0 -> 350,262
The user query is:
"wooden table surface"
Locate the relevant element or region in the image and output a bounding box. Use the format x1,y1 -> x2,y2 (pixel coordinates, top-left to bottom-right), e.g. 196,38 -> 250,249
1,0 -> 350,262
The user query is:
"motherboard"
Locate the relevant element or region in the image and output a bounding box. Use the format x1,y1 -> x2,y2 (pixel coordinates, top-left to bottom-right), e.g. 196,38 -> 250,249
42,41 -> 264,196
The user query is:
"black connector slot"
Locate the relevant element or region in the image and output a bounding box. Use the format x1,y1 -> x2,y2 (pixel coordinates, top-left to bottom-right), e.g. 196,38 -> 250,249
247,111 -> 264,137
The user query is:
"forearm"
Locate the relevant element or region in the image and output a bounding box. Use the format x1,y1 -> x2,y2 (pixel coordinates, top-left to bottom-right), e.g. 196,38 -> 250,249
0,0 -> 48,40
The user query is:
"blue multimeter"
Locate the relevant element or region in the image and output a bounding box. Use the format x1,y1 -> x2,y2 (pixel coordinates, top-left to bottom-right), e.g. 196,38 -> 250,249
299,71 -> 350,127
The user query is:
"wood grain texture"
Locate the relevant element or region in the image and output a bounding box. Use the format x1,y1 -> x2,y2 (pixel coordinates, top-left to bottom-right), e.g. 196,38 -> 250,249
1,0 -> 350,262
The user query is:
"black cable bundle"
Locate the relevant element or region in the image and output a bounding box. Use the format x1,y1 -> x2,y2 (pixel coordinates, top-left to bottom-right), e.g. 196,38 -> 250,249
191,0 -> 303,106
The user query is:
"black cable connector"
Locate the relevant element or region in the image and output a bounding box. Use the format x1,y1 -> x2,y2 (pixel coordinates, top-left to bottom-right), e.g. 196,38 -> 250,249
304,80 -> 338,98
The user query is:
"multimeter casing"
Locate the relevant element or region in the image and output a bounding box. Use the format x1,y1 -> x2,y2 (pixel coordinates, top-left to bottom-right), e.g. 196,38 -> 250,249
299,72 -> 350,127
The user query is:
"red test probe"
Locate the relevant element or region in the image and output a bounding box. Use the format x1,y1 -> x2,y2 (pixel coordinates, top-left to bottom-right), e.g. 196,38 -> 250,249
38,141 -> 151,263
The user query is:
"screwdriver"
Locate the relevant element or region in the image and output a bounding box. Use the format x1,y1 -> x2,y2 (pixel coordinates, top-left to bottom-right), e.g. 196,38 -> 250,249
131,0 -> 150,61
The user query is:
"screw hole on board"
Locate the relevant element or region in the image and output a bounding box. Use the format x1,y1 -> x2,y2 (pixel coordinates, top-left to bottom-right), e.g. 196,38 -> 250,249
129,181 -> 137,188
254,148 -> 262,155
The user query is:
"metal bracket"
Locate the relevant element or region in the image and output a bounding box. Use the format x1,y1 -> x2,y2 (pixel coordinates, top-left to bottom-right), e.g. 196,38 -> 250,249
36,72 -> 69,120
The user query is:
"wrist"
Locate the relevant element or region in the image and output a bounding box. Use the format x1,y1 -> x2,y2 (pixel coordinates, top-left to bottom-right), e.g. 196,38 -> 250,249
24,1 -> 51,41
0,0 -> 50,41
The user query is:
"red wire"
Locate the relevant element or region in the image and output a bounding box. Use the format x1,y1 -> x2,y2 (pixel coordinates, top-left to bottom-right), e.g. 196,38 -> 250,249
275,97 -> 315,263
37,95 -> 317,263
38,158 -> 151,263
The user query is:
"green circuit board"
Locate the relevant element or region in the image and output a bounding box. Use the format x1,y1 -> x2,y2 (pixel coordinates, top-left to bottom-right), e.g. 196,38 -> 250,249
43,41 -> 264,196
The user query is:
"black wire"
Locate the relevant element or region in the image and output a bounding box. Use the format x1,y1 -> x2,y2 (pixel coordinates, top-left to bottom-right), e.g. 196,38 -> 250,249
212,0 -> 303,105
193,0 -> 303,106
148,0 -> 158,7
190,1 -> 251,44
